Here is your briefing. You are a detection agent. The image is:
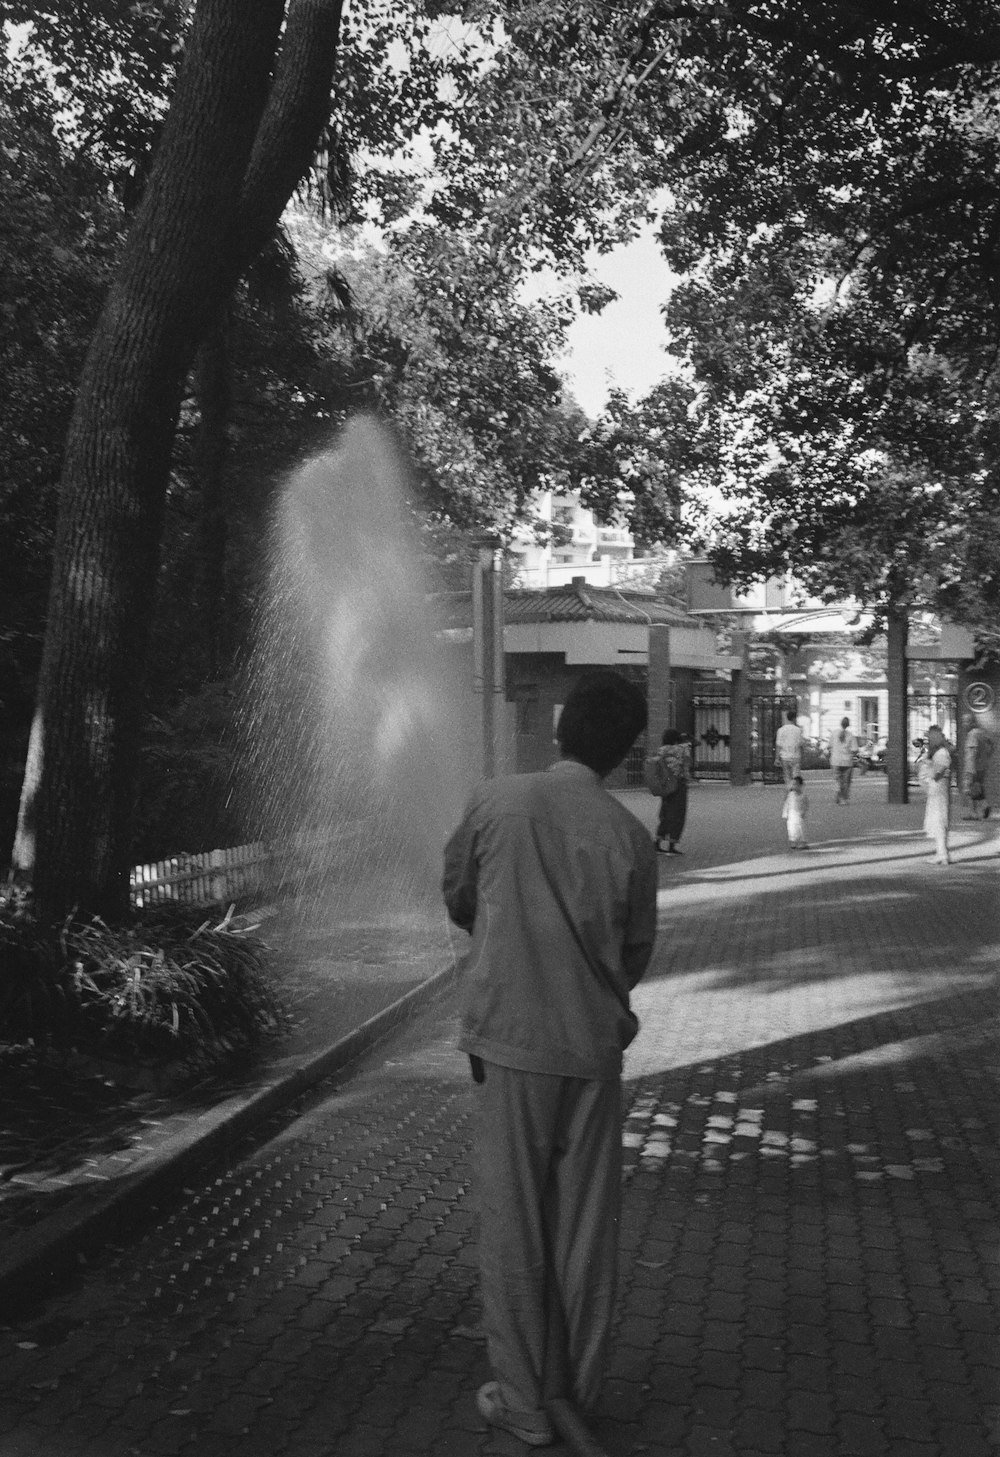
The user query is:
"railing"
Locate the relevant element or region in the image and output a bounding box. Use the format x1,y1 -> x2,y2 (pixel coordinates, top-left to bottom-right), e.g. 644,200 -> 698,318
130,832 -> 339,910
130,842 -> 277,910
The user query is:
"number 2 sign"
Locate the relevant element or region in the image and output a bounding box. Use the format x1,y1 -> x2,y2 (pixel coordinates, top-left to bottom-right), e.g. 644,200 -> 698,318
965,682 -> 995,713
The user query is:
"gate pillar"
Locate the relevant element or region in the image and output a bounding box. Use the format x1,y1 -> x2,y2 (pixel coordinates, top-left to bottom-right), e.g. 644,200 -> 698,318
887,608 -> 908,805
729,632 -> 751,786
648,625 -> 672,739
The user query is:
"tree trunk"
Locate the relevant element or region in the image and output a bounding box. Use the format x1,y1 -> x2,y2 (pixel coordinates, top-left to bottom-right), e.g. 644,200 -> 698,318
193,320 -> 232,679
12,0 -> 343,923
237,0 -> 346,269
886,606 -> 909,806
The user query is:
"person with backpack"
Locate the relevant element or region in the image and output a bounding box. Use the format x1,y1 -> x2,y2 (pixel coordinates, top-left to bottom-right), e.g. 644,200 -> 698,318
961,713 -> 994,821
647,727 -> 691,855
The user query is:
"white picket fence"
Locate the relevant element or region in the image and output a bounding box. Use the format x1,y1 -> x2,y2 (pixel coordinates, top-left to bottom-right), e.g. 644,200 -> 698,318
129,832 -> 338,910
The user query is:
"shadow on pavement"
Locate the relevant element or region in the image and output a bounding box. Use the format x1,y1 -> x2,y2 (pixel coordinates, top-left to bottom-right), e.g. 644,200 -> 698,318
643,861 -> 996,998
4,985 -> 996,1457
601,990 -> 999,1456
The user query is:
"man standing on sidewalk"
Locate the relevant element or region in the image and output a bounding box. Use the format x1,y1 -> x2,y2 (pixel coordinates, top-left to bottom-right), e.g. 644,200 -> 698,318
443,670 -> 658,1447
775,707 -> 805,785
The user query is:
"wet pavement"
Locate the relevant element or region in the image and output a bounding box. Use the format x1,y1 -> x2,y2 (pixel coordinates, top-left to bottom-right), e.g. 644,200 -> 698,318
0,777 -> 997,1457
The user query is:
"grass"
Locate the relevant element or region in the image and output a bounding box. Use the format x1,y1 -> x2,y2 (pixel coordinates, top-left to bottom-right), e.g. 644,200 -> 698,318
0,896 -> 288,1080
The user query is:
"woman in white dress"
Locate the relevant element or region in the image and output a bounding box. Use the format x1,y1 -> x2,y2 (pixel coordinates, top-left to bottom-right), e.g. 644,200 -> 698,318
921,725 -> 953,865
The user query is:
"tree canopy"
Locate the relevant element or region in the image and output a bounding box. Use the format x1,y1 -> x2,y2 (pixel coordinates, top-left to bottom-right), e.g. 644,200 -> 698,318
417,0 -> 1000,631
5,0 -> 1000,919
646,0 -> 1000,632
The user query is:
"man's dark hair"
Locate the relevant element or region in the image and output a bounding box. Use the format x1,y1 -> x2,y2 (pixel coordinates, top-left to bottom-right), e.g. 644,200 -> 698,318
786,709 -> 798,722
557,671 -> 648,777
661,728 -> 683,746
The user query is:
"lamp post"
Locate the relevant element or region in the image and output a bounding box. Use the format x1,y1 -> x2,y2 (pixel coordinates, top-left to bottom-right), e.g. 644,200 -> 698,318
472,539 -> 504,778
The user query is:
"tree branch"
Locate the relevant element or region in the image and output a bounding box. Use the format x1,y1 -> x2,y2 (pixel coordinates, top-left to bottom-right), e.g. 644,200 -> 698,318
235,0 -> 345,274
732,0 -> 1000,74
564,0 -> 711,183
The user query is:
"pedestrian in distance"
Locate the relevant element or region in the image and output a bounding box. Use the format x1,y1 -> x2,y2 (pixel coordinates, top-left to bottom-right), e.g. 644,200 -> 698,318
782,773 -> 810,849
960,712 -> 993,821
830,716 -> 859,804
775,707 -> 804,786
442,670 -> 658,1449
920,723 -> 954,865
650,726 -> 691,855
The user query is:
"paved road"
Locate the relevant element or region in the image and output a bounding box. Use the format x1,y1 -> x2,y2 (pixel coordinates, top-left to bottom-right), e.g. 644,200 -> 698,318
1,781 -> 997,1457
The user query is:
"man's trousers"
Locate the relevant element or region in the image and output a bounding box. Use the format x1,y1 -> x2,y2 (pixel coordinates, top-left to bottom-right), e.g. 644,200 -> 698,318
476,1062 -> 622,1430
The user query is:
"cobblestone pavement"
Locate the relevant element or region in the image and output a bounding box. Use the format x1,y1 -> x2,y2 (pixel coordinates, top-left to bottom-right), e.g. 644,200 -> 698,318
0,780 -> 997,1457
0,898 -> 452,1242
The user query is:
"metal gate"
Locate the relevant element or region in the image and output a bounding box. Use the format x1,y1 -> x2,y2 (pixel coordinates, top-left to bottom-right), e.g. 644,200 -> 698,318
624,732 -> 648,789
908,693 -> 958,743
750,694 -> 799,783
908,693 -> 959,777
692,694 -> 731,780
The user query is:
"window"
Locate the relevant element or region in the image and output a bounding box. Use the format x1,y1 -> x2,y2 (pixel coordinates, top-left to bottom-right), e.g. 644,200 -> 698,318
859,696 -> 879,739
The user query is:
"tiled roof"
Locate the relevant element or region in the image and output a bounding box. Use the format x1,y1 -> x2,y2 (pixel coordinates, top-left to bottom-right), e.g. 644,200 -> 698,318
504,582 -> 692,627
431,581 -> 695,629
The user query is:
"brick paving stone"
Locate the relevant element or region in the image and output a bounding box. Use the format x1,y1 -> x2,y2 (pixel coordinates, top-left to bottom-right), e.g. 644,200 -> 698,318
833,1374 -> 887,1417
695,1350 -> 741,1389
786,1388 -> 835,1433
600,1379 -> 646,1421
936,1424 -> 995,1457
690,1384 -> 739,1427
744,1305 -> 786,1339
838,1411 -> 890,1456
0,787 -> 996,1456
874,1326 -> 920,1362
733,1407 -> 786,1452
885,1397 -> 936,1442
685,1425 -> 738,1457
786,1435 -> 838,1457
809,1337 -> 857,1384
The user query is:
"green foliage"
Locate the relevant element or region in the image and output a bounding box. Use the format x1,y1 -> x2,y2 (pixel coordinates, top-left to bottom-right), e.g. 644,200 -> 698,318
134,684 -> 244,860
291,221 -> 586,536
0,80 -> 125,852
0,87 -> 124,630
16,0 -> 1000,906
414,1 -> 1000,629
0,898 -> 285,1073
426,0 -> 707,274
570,382 -> 702,548
2,1 -> 188,194
645,1 -> 1000,629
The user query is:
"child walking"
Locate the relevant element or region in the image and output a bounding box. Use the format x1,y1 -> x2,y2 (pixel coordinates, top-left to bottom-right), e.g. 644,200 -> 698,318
782,774 -> 809,849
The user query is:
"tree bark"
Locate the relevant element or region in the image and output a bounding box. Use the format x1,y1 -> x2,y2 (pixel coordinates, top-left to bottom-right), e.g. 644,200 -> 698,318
193,320 -> 232,680
12,0 -> 344,922
236,0 -> 346,271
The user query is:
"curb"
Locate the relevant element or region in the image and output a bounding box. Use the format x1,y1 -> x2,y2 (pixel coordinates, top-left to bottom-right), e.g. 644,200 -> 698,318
0,960 -> 460,1317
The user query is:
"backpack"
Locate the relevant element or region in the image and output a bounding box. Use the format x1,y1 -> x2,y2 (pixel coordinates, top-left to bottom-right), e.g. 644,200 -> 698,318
644,751 -> 680,797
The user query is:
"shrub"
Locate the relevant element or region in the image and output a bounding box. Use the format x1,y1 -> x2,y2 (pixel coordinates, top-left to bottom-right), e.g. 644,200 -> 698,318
0,897 -> 287,1076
